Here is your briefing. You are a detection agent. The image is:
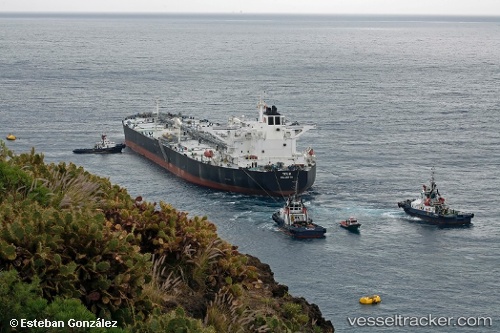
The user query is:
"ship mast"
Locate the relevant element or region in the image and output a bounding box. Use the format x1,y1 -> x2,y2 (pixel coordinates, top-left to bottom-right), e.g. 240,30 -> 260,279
257,98 -> 266,123
430,167 -> 436,190
155,98 -> 160,118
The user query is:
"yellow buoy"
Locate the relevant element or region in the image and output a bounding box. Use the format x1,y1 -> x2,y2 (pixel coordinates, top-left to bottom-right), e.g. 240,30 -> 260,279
6,134 -> 16,141
359,295 -> 381,305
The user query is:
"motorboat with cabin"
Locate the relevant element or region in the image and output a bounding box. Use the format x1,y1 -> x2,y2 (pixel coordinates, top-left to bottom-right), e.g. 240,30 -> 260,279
339,217 -> 361,232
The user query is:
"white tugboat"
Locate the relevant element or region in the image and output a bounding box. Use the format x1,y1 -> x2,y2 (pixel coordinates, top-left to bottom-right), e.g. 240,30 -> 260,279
272,195 -> 326,239
122,99 -> 316,196
398,169 -> 474,226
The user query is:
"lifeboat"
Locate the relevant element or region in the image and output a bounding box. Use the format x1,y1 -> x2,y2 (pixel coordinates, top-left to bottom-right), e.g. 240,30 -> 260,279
6,134 -> 16,141
359,295 -> 381,305
204,150 -> 214,158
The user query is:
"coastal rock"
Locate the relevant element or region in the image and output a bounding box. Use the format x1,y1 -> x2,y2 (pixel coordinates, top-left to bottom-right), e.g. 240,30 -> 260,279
246,254 -> 334,332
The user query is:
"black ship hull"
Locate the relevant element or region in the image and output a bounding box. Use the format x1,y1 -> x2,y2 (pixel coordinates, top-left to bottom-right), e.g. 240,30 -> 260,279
123,125 -> 316,196
398,201 -> 474,227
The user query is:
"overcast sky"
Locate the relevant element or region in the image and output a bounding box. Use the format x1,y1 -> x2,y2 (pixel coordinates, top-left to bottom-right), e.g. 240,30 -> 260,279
1,0 -> 500,16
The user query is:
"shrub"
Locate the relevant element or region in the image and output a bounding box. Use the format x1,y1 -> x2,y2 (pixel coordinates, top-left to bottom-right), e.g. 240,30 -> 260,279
0,270 -> 126,333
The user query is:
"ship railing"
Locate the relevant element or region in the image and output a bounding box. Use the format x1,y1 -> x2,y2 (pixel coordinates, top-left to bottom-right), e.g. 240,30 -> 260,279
124,112 -> 154,120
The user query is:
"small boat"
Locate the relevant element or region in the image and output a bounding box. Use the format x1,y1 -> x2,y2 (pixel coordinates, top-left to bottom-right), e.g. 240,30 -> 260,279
397,168 -> 474,227
6,134 -> 16,141
73,134 -> 126,154
359,295 -> 381,305
339,217 -> 361,231
272,195 -> 326,239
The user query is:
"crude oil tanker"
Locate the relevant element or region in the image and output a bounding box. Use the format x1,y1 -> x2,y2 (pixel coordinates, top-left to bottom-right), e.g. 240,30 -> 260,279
122,99 -> 316,196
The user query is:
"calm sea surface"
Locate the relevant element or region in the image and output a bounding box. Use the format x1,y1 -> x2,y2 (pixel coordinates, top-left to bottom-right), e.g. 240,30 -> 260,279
1,14 -> 499,332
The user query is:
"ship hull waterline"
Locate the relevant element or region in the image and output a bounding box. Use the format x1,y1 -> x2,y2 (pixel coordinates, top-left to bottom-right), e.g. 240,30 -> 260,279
123,125 -> 316,196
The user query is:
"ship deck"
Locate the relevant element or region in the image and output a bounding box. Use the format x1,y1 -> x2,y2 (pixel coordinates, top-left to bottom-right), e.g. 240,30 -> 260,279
124,113 -> 314,172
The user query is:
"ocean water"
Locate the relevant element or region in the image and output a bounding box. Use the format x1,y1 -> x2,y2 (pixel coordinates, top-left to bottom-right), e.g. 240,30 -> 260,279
1,14 -> 499,332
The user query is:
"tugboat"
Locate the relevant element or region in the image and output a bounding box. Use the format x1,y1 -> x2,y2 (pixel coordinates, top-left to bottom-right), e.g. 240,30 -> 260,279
339,217 -> 361,232
397,169 -> 474,226
122,99 -> 316,196
272,195 -> 326,239
73,134 -> 126,154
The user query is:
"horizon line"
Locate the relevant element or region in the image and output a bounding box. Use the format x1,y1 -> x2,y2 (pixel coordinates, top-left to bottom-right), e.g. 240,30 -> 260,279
1,11 -> 500,18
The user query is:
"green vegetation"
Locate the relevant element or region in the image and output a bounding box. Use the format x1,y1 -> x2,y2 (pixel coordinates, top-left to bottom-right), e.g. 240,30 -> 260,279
0,142 -> 333,333
0,269 -> 124,332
